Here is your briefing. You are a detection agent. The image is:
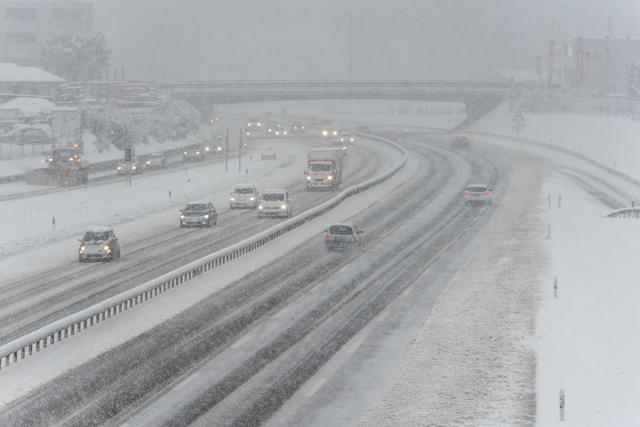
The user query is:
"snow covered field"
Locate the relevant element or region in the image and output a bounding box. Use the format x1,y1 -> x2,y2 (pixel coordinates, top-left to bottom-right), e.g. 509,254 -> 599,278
537,174 -> 640,426
217,99 -> 467,131
470,102 -> 640,183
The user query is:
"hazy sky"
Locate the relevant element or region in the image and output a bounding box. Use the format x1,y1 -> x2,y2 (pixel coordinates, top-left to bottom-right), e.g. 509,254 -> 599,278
95,0 -> 640,81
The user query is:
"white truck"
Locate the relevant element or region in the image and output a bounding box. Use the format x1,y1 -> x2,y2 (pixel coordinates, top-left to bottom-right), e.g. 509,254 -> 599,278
305,147 -> 345,191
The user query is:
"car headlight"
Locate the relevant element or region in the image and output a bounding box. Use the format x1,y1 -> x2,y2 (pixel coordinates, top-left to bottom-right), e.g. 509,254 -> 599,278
132,166 -> 136,170
249,196 -> 255,201
205,147 -> 210,151
203,215 -> 209,219
79,245 -> 86,253
180,215 -> 185,219
117,166 -> 122,170
258,205 -> 263,210
217,146 -> 222,151
230,197 -> 236,201
350,137 -> 355,142
146,161 -> 151,165
103,245 -> 111,253
184,151 -> 188,155
268,128 -> 272,132
333,131 -> 338,136
327,175 -> 333,180
322,130 -> 328,136
281,204 -> 287,210
196,151 -> 200,155
307,176 -> 311,180
283,131 -> 288,135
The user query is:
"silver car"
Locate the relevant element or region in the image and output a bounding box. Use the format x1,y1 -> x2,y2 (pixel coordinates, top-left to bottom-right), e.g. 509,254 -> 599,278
463,183 -> 493,205
78,227 -> 121,262
230,184 -> 259,209
324,223 -> 364,250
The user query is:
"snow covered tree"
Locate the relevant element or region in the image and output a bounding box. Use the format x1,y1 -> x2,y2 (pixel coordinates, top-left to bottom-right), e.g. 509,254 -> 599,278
39,32 -> 111,82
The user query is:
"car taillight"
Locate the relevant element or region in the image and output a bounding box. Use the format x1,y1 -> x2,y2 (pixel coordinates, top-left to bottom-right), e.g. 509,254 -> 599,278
352,235 -> 357,243
325,235 -> 332,241
463,191 -> 470,197
483,191 -> 492,196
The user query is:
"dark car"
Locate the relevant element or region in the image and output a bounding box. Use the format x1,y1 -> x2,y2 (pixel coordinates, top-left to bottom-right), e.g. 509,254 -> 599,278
78,227 -> 121,262
324,223 -> 364,250
180,202 -> 218,227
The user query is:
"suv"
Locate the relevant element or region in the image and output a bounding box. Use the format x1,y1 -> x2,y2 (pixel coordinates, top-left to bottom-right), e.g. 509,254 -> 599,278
230,184 -> 259,209
324,223 -> 364,250
257,189 -> 291,218
463,184 -> 493,205
180,202 -> 218,227
78,227 -> 121,262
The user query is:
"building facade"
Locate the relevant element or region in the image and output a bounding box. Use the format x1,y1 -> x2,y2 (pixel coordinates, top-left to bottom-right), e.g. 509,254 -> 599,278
0,0 -> 93,66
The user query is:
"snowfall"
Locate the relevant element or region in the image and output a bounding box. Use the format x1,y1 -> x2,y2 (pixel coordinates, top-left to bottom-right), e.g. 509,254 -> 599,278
0,99 -> 639,426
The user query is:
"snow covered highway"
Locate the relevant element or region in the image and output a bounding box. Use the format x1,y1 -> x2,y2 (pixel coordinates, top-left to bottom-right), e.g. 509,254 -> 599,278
0,129 -> 508,425
0,136 -> 392,345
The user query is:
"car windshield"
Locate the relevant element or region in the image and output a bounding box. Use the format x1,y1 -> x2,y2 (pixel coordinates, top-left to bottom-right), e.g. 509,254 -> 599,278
185,204 -> 208,211
467,186 -> 487,192
82,231 -> 110,241
329,225 -> 353,235
234,188 -> 254,194
310,164 -> 332,172
263,193 -> 284,201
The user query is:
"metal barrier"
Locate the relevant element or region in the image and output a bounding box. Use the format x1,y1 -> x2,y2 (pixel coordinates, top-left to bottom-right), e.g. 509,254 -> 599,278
0,135 -> 406,371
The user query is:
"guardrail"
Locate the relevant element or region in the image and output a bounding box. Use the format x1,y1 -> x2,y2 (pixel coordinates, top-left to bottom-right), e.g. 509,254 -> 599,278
0,135 -> 407,371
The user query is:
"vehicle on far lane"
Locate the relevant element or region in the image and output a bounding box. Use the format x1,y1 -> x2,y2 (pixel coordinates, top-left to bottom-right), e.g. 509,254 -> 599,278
230,183 -> 259,209
145,152 -> 168,169
180,202 -> 218,227
183,149 -> 205,162
78,226 -> 121,262
324,223 -> 364,250
450,135 -> 471,149
257,189 -> 291,218
116,159 -> 145,174
261,147 -> 277,160
463,183 -> 493,205
340,133 -> 356,144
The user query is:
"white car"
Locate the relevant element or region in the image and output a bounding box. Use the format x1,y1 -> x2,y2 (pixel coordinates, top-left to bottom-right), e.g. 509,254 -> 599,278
230,184 -> 259,209
463,183 -> 493,205
340,133 -> 356,144
257,189 -> 291,218
261,147 -> 277,160
145,152 -> 168,169
116,159 -> 145,174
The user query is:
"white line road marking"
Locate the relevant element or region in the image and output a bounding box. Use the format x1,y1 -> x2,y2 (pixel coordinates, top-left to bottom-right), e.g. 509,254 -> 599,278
304,377 -> 327,397
375,309 -> 390,322
230,333 -> 252,349
344,337 -> 364,354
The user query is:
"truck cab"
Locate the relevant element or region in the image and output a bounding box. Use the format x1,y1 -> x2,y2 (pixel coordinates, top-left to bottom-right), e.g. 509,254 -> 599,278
305,147 -> 344,191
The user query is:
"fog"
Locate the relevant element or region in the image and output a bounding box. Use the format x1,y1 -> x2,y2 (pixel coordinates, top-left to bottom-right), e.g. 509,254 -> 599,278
94,0 -> 640,81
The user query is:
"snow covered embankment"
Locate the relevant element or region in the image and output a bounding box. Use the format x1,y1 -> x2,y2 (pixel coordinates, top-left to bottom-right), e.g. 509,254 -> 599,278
536,174 -> 640,426
469,101 -> 640,184
362,161 -> 543,426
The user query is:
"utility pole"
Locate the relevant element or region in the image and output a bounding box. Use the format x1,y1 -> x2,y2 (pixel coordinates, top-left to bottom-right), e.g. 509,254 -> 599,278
348,13 -> 353,83
238,129 -> 242,172
224,128 -> 229,172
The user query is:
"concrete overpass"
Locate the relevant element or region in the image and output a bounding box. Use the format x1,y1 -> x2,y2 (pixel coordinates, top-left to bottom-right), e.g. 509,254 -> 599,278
165,80 -> 514,127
